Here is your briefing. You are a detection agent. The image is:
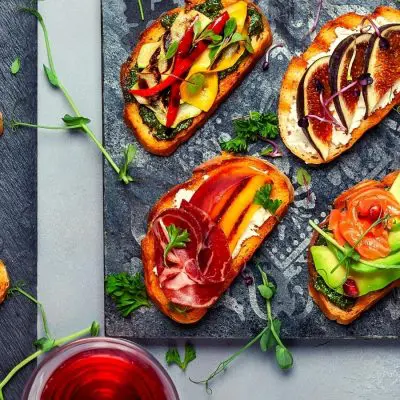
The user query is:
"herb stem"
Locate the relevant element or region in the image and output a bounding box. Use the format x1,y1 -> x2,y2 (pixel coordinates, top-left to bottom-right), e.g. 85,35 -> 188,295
308,220 -> 346,252
12,288 -> 51,338
12,121 -> 82,130
0,324 -> 95,396
138,0 -> 144,21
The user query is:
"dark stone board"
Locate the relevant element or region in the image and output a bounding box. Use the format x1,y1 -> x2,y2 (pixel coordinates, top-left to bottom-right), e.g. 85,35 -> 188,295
103,0 -> 400,339
0,1 -> 38,398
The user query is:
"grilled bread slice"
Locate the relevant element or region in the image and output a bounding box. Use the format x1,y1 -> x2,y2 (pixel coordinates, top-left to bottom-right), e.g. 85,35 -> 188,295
308,171 -> 400,325
121,0 -> 272,156
142,153 -> 294,323
0,260 -> 10,304
279,6 -> 400,164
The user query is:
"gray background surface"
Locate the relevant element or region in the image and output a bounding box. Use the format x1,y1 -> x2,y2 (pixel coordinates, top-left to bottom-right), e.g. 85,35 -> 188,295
37,0 -> 399,399
103,0 -> 400,339
0,2 -> 37,399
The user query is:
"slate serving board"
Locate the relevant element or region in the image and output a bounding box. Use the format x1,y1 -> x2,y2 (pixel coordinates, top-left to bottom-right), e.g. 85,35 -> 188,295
0,1 -> 38,398
103,0 -> 400,339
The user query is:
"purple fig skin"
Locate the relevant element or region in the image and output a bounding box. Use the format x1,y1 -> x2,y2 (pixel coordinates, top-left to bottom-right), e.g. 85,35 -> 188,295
329,33 -> 371,131
364,24 -> 400,118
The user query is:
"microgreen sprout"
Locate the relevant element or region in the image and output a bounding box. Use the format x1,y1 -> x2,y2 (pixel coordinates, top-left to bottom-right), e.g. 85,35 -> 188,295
306,0 -> 323,36
14,8 -> 134,185
361,16 -> 389,49
0,286 -> 99,400
262,43 -> 283,71
191,264 -> 293,393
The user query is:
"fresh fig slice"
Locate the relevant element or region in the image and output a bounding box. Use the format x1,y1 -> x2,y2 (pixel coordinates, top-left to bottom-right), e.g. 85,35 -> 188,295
329,32 -> 371,131
297,56 -> 333,160
365,24 -> 400,115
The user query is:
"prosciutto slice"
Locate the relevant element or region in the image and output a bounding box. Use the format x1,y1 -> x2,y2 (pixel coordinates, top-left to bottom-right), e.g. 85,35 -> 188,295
151,201 -> 232,308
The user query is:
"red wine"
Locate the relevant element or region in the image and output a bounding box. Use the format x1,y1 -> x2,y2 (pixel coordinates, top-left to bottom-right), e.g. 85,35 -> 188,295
41,349 -> 175,400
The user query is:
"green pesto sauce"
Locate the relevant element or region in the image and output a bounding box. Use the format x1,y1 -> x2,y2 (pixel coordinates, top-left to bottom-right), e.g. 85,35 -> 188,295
314,276 -> 356,311
123,65 -> 139,103
248,8 -> 263,37
160,13 -> 178,30
194,0 -> 223,19
139,105 -> 193,140
218,51 -> 249,80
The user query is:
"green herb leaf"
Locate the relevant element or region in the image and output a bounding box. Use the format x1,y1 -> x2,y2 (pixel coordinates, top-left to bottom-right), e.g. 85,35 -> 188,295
296,168 -> 311,186
90,321 -> 101,336
105,272 -> 151,317
62,114 -> 91,127
164,224 -> 190,265
118,144 -> 137,184
244,37 -> 254,54
220,112 -> 279,153
275,345 -> 293,370
166,343 -> 196,371
34,337 -> 55,352
254,184 -> 282,214
209,45 -> 221,63
258,284 -> 274,300
194,20 -> 203,38
166,41 -> 179,60
230,32 -> 244,44
10,57 -> 21,75
260,319 -> 281,351
187,73 -> 205,95
44,64 -> 59,87
224,17 -> 237,37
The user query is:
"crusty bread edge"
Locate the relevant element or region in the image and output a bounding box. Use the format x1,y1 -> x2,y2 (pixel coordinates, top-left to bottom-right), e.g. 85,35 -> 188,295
279,6 -> 400,165
142,153 -> 294,323
308,170 -> 400,325
121,0 -> 273,156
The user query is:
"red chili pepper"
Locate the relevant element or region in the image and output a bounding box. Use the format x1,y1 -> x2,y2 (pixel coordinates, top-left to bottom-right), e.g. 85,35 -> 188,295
130,11 -> 229,97
166,82 -> 181,128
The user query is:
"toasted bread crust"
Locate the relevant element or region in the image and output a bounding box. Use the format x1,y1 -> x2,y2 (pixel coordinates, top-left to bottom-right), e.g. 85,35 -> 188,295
142,153 -> 294,323
279,6 -> 400,164
0,260 -> 10,304
308,171 -> 400,325
121,0 -> 272,156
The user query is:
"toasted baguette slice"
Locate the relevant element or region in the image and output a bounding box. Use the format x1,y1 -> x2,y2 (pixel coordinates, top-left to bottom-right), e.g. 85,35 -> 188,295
121,0 -> 272,156
142,153 -> 294,323
0,260 -> 10,304
279,6 -> 400,164
308,171 -> 400,325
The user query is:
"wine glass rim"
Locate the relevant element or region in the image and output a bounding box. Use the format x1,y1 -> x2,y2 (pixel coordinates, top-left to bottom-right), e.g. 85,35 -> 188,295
22,337 -> 180,400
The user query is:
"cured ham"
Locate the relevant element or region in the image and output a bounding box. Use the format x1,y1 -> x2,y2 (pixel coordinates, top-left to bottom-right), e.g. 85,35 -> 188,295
151,201 -> 232,308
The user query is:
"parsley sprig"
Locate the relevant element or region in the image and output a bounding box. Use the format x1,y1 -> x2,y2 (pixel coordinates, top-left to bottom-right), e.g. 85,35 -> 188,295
10,8 -> 135,185
220,111 -> 279,153
166,343 -> 196,371
254,184 -> 282,214
191,264 -> 292,393
105,272 -> 151,317
0,286 -> 99,400
164,224 -> 191,265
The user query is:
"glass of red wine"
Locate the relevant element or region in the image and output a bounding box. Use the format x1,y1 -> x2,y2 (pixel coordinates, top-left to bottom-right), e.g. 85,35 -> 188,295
22,337 -> 180,400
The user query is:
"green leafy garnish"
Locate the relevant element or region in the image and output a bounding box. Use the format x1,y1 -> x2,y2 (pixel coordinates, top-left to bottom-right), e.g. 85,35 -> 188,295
164,224 -> 191,265
187,73 -> 206,95
166,343 -> 196,371
13,8 -> 131,185
10,57 -> 21,75
191,265 -> 292,392
208,17 -> 251,67
165,40 -> 179,60
0,286 -> 99,400
296,167 -> 311,186
118,144 -> 137,184
105,272 -> 151,317
220,111 -> 279,153
254,184 -> 282,214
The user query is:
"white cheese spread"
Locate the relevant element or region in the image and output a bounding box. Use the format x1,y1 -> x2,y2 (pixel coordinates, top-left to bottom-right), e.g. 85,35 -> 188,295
173,189 -> 195,208
232,207 -> 272,259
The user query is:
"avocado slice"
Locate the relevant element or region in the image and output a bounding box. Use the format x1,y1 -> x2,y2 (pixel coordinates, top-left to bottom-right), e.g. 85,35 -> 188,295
311,245 -> 400,297
389,173 -> 400,204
